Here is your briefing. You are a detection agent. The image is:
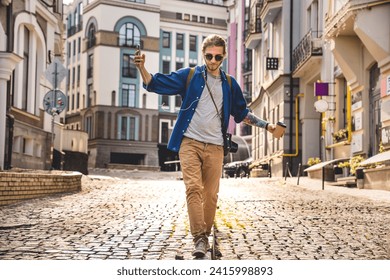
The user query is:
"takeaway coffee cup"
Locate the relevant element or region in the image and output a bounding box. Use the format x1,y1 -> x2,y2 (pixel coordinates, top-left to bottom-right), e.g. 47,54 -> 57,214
273,121 -> 286,139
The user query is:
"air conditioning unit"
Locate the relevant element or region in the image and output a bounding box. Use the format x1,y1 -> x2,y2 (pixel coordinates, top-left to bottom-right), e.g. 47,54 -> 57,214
312,38 -> 323,55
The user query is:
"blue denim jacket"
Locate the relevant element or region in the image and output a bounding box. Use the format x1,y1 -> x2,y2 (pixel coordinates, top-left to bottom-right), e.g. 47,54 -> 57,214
144,65 -> 249,152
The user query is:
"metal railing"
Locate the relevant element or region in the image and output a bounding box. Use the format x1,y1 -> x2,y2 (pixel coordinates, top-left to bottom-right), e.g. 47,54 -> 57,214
292,30 -> 323,72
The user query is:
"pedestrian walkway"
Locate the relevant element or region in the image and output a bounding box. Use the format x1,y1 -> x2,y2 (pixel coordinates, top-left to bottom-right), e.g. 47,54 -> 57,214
283,176 -> 390,204
0,170 -> 389,260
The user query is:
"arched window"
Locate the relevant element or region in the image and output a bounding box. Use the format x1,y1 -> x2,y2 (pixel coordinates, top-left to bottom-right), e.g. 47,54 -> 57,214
119,23 -> 141,47
87,24 -> 96,48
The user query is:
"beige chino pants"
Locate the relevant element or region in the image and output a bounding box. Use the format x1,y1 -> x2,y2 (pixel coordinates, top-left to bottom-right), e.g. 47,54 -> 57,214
179,137 -> 224,239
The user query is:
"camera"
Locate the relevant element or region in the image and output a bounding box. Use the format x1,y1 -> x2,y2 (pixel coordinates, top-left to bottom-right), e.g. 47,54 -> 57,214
230,140 -> 238,153
224,133 -> 238,155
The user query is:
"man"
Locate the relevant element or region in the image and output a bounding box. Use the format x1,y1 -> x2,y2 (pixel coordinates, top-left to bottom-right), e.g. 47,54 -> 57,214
134,34 -> 277,258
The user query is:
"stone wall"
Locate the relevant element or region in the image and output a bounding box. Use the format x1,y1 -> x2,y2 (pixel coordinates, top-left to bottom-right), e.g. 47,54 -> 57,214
0,171 -> 82,206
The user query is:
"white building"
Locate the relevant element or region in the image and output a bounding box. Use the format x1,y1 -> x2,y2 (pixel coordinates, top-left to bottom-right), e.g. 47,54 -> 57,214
64,0 -> 228,170
0,0 -> 66,170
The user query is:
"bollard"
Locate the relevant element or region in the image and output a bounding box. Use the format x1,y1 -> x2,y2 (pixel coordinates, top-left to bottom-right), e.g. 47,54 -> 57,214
284,162 -> 289,181
297,163 -> 301,185
356,167 -> 364,189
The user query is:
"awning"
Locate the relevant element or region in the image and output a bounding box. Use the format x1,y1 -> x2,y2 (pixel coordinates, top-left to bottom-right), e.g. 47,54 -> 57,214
304,157 -> 349,172
360,151 -> 390,166
249,150 -> 284,169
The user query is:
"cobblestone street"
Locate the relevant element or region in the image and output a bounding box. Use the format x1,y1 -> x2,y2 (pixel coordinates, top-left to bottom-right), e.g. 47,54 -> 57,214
1,169 -> 389,260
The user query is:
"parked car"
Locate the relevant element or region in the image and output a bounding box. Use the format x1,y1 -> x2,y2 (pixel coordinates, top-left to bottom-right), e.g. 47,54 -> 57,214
223,157 -> 252,178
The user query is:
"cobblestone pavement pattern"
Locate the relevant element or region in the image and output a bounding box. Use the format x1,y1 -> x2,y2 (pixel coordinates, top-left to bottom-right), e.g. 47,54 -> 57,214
1,169 -> 389,260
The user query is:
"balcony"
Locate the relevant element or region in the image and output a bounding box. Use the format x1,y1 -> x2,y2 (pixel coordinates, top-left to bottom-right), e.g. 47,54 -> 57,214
292,30 -> 323,76
244,2 -> 262,49
260,0 -> 282,23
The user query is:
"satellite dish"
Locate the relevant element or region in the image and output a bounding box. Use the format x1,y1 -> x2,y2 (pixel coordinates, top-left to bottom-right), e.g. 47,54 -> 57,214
314,99 -> 329,112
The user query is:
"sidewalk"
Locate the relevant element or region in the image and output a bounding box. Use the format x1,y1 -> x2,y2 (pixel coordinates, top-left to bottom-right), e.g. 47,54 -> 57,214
283,176 -> 390,204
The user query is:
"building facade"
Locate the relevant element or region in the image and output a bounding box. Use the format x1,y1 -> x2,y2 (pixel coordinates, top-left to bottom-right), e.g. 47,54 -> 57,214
0,0 -> 66,170
64,0 -> 228,170
245,0 -> 300,176
245,0 -> 390,185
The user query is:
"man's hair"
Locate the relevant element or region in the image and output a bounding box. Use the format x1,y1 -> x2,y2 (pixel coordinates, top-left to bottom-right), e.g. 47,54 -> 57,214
202,34 -> 227,55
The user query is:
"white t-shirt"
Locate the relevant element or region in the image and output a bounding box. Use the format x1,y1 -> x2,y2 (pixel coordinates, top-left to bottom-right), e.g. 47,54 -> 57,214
184,73 -> 224,146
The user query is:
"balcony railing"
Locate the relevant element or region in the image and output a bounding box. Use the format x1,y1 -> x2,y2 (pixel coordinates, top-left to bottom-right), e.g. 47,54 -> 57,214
292,30 -> 323,72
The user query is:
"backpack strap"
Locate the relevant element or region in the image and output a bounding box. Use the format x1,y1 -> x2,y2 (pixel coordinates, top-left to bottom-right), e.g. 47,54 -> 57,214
226,73 -> 232,90
186,67 -> 195,89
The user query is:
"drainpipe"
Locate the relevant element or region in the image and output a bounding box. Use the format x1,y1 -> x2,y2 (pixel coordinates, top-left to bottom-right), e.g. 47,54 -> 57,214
288,0 -> 294,166
283,93 -> 303,157
5,2 -> 14,170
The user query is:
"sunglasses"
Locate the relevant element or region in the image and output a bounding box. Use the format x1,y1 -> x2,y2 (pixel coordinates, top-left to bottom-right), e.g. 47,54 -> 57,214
204,53 -> 224,62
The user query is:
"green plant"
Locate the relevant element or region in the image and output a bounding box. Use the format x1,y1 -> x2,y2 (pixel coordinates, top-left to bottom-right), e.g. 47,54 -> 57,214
307,157 -> 321,166
337,161 -> 350,168
333,128 -> 348,142
349,155 -> 364,175
379,141 -> 385,153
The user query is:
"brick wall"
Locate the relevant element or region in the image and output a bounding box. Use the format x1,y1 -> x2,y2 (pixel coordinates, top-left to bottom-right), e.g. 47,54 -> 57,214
0,171 -> 82,206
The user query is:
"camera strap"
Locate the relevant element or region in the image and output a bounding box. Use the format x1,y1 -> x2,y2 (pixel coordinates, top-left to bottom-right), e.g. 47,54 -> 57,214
202,73 -> 224,127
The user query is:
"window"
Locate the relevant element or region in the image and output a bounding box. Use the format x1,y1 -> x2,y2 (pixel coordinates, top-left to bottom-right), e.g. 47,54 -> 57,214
119,23 -> 141,47
22,27 -> 30,111
176,13 -> 182,20
121,83 -> 136,107
77,65 -> 80,86
176,62 -> 183,70
120,116 -> 137,140
87,24 -> 96,48
162,61 -> 170,74
184,14 -> 190,21
122,54 -> 137,78
200,16 -> 205,23
162,95 -> 169,107
87,54 -> 93,78
190,35 -> 197,52
78,37 -> 81,53
67,42 -> 71,58
121,116 -> 128,140
87,84 -> 93,107
72,67 -> 75,87
162,32 -> 170,48
23,138 -> 33,156
207,17 -> 213,24
175,96 -> 182,108
86,116 -> 93,139
192,15 -> 198,22
176,33 -> 184,50
111,91 -> 116,106
76,92 -> 80,109
73,40 -> 76,56
161,122 -> 169,143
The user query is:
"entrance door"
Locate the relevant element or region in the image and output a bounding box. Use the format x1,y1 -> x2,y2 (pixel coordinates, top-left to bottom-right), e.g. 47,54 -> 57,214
369,63 -> 381,157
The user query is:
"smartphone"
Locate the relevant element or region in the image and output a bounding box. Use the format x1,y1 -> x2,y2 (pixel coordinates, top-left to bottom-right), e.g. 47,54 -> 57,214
135,44 -> 141,55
